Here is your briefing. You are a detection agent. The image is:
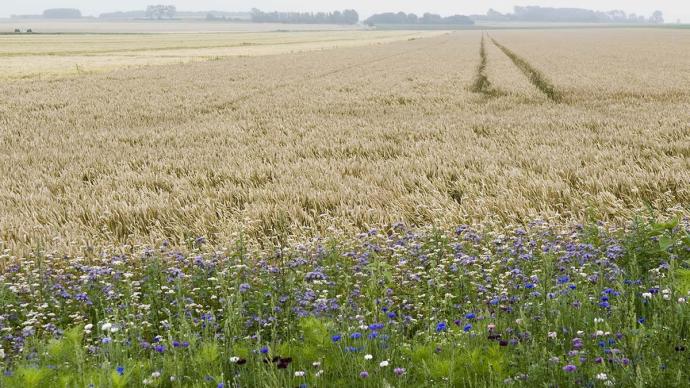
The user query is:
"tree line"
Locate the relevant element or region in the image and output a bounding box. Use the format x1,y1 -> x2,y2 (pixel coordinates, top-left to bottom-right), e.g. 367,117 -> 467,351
250,9 -> 359,24
474,6 -> 664,24
365,12 -> 474,26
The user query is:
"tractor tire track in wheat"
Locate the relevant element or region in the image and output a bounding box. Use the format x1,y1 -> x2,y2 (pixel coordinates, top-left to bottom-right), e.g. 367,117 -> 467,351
490,37 -> 562,102
470,34 -> 500,97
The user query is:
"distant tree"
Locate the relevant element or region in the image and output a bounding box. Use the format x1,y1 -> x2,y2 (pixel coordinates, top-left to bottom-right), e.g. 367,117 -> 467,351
443,15 -> 474,25
420,13 -> 443,24
342,9 -> 359,24
43,8 -> 82,19
14,28 -> 20,33
251,8 -> 358,24
146,5 -> 176,20
486,9 -> 504,19
650,10 -> 664,24
365,11 -> 473,26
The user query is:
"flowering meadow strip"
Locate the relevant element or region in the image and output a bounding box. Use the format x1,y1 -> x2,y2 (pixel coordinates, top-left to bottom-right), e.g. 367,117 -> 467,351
1,217 -> 689,387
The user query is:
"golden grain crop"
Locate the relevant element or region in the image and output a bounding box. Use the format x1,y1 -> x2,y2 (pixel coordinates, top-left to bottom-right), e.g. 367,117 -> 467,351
0,30 -> 444,79
0,29 -> 688,254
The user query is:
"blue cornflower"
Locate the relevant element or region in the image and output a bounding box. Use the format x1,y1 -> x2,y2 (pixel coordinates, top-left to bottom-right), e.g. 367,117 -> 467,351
239,283 -> 251,293
260,346 -> 269,354
368,323 -> 385,331
387,312 -> 397,319
525,283 -> 535,289
332,334 -> 342,342
116,366 -> 124,376
463,324 -> 472,332
598,301 -> 610,309
557,275 -> 570,284
465,313 -> 476,319
102,337 -> 112,344
638,317 -> 646,324
350,332 -> 362,339
154,344 -> 166,353
436,322 -> 447,332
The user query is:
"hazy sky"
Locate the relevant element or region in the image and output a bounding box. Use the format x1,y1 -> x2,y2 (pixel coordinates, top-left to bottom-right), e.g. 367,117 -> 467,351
2,1 -> 689,22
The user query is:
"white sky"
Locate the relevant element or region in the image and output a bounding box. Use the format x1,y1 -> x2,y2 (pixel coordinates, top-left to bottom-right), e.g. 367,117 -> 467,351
1,1 -> 688,22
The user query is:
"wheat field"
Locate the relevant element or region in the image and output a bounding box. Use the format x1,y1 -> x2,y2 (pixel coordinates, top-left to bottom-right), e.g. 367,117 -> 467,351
0,29 -> 688,253
0,30 -> 442,79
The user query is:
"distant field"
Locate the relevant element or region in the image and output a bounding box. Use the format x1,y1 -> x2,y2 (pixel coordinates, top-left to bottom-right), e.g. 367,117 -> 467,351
0,28 -> 688,253
0,28 -> 442,79
0,19 -> 363,33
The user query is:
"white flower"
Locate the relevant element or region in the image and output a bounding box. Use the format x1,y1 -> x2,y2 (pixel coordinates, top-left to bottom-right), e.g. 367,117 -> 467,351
294,371 -> 305,377
364,354 -> 373,360
101,323 -> 112,332
312,361 -> 321,367
547,332 -> 557,339
642,292 -> 652,299
679,297 -> 686,304
170,376 -> 176,382
84,324 -> 93,332
595,330 -> 605,337
594,317 -> 604,323
151,371 -> 160,378
230,356 -> 240,363
596,373 -> 608,380
0,348 -> 5,359
315,370 -> 324,377
379,360 -> 389,367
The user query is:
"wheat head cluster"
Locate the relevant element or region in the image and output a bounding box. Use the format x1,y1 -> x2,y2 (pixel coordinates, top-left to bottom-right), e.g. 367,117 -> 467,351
0,29 -> 688,253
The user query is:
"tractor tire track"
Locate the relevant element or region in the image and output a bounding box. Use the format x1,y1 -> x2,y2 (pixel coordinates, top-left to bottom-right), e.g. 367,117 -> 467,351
490,37 -> 562,102
470,34 -> 500,97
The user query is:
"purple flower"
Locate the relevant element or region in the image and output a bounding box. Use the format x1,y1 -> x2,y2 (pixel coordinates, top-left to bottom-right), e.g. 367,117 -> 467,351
101,337 -> 112,344
154,344 -> 166,353
239,283 -> 251,293
360,371 -> 369,378
394,367 -> 406,376
562,364 -> 577,372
